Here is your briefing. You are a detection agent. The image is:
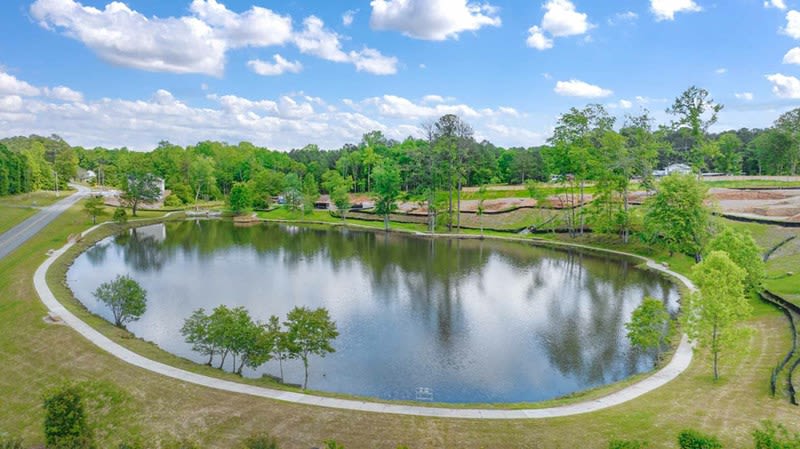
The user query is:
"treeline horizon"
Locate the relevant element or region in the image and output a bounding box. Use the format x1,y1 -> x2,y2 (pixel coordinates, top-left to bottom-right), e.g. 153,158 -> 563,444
0,86 -> 798,204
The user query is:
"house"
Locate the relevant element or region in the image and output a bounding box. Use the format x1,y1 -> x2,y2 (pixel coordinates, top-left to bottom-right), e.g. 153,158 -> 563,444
76,167 -> 96,182
653,163 -> 692,177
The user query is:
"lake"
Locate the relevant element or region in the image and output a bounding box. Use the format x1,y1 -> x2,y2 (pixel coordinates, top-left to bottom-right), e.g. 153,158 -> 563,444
67,220 -> 679,403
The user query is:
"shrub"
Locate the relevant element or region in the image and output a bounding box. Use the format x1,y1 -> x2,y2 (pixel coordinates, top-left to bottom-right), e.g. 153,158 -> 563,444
753,420 -> 800,448
678,429 -> 723,449
242,433 -> 279,449
113,207 -> 127,224
324,440 -> 345,449
163,194 -> 183,208
43,385 -> 94,449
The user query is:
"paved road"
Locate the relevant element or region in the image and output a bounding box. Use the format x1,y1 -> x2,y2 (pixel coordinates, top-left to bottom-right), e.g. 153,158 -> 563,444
0,184 -> 89,261
33,221 -> 696,419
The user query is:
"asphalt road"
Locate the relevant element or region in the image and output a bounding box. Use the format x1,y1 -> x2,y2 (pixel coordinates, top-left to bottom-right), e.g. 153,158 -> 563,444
0,184 -> 89,261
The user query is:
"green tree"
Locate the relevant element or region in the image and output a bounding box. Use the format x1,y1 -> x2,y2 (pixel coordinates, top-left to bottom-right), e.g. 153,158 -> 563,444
322,170 -> 352,222
43,385 -> 94,449
715,132 -> 743,175
92,274 -> 148,327
643,173 -> 711,261
283,173 -> 303,212
122,172 -> 161,216
266,315 -> 291,383
683,251 -> 752,380
113,207 -> 127,224
625,297 -> 672,361
774,108 -> 800,175
228,182 -> 252,215
372,160 -> 401,231
188,156 -> 216,209
54,147 -> 78,187
705,227 -> 765,292
666,86 -> 724,171
285,306 -> 339,389
180,309 -> 215,365
82,195 -> 105,225
677,429 -> 723,449
302,173 -> 320,215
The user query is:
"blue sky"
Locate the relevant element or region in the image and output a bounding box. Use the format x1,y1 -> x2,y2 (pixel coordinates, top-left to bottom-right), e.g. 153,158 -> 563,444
0,0 -> 799,150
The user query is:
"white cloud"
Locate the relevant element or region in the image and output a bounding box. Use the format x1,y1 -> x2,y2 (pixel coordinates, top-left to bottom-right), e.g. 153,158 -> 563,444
554,79 -> 613,98
30,0 -> 397,76
650,0 -> 702,21
735,92 -> 754,101
619,99 -> 633,109
784,47 -> 800,64
364,94 -> 480,119
422,94 -> 445,103
608,11 -> 638,25
349,48 -> 399,75
783,10 -> 800,39
499,106 -> 521,116
294,16 -> 398,75
45,86 -> 84,102
764,0 -> 787,10
766,73 -> 800,98
0,71 -> 41,96
715,68 -> 727,74
247,54 -> 303,76
369,0 -> 501,40
342,9 -> 357,26
188,0 -> 292,48
527,0 -> 592,50
526,26 -> 554,50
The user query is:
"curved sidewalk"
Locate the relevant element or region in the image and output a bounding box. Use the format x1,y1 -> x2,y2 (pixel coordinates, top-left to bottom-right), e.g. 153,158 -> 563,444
34,223 -> 695,419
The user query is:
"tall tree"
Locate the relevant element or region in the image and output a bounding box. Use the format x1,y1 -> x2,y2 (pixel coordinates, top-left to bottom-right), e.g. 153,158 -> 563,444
228,182 -> 252,215
625,297 -> 672,362
705,227 -> 765,292
666,86 -> 724,171
372,159 -> 401,231
774,108 -> 800,175
188,156 -> 216,209
180,308 -> 216,366
322,170 -> 352,222
284,306 -> 339,390
683,251 -> 751,380
82,195 -> 105,225
432,114 -> 473,233
302,173 -> 319,215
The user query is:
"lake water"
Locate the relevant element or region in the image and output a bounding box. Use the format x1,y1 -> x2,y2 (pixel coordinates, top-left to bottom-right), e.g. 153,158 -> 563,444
67,220 -> 679,403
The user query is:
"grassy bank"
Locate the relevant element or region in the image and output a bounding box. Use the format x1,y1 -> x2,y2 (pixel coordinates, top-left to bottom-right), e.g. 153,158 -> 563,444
0,200 -> 798,448
0,190 -> 74,234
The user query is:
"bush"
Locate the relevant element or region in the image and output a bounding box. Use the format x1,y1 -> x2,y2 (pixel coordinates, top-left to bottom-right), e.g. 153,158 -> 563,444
753,420 -> 800,448
324,440 -> 345,449
678,429 -> 723,449
43,385 -> 94,449
163,194 -> 183,208
113,207 -> 127,224
609,440 -> 648,449
242,433 -> 279,449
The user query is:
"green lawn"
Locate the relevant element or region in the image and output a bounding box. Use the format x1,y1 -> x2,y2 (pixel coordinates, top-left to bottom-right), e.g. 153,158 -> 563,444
0,202 -> 798,448
0,190 -> 75,234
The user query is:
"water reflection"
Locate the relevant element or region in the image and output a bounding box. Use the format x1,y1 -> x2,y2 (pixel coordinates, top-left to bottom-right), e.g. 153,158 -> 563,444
67,220 -> 680,403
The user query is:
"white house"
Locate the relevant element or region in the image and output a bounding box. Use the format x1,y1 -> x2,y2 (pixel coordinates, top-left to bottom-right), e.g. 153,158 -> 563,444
653,163 -> 692,177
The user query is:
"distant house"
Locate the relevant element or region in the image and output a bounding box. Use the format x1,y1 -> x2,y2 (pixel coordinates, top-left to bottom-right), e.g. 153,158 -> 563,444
653,163 -> 692,177
76,168 -> 96,182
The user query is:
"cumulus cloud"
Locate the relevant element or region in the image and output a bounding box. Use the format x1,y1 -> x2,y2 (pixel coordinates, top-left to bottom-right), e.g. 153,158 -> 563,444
0,71 -> 544,150
342,9 -> 357,26
247,54 -> 303,76
735,92 -> 754,101
766,73 -> 800,98
369,0 -> 501,40
294,16 -> 398,75
45,86 -> 84,102
764,0 -> 787,10
650,0 -> 702,21
554,79 -> 613,98
783,10 -> 800,39
784,47 -> 800,64
527,0 -> 592,51
30,0 -> 397,76
0,71 -> 41,96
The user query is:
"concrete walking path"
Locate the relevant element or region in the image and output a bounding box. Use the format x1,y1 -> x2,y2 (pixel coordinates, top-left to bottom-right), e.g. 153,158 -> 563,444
33,220 -> 696,419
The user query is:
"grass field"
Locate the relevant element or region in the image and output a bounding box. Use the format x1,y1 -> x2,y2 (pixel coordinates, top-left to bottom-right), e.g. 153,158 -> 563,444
0,199 -> 798,448
0,190 -> 73,234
